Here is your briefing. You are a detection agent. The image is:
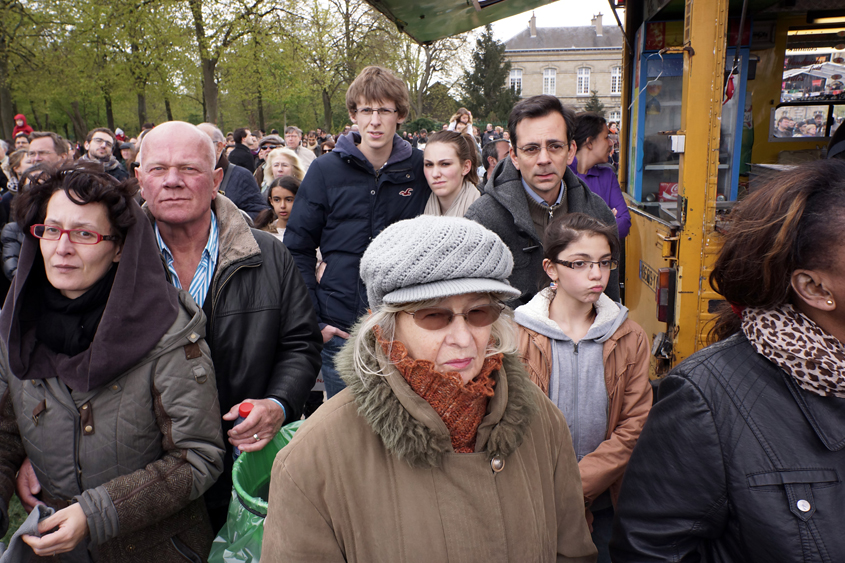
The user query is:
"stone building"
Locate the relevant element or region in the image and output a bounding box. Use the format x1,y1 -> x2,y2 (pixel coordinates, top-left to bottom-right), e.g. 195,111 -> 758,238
504,13 -> 624,123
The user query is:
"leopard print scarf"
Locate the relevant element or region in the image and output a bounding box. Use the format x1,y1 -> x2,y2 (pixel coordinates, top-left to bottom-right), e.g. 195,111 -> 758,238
742,305 -> 845,398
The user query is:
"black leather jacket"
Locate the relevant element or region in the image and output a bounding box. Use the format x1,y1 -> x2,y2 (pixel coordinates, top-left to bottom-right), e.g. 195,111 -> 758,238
611,333 -> 845,563
148,196 -> 322,509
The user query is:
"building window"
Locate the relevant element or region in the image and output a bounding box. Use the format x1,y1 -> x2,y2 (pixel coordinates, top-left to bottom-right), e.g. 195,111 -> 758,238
609,110 -> 621,123
543,68 -> 556,96
510,69 -> 522,95
611,66 -> 622,95
577,67 -> 591,95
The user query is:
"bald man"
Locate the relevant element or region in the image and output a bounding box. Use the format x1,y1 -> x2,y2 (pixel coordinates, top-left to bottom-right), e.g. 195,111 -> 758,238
197,123 -> 269,221
137,121 -> 322,531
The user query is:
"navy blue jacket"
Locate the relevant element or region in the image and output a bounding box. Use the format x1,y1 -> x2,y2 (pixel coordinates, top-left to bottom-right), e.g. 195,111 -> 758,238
228,143 -> 255,173
285,132 -> 429,332
220,162 -> 270,221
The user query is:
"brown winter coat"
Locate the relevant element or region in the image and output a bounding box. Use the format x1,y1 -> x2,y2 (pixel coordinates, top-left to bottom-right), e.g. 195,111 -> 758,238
517,316 -> 652,506
262,324 -> 597,562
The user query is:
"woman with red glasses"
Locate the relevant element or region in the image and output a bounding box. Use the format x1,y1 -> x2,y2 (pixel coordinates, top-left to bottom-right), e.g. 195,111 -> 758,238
263,215 -> 597,562
514,212 -> 651,563
0,163 -> 224,562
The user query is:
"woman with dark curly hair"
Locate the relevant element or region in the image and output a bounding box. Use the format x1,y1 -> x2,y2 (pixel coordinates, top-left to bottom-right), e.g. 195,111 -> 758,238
611,159 -> 845,562
0,162 -> 224,561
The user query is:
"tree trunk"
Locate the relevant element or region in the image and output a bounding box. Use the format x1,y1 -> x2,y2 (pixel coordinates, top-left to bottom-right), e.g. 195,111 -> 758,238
165,97 -> 173,121
104,92 -> 115,131
28,102 -> 42,130
65,101 -> 88,141
201,57 -> 218,123
137,91 -> 147,130
257,85 -> 265,132
322,88 -> 333,132
0,50 -> 14,140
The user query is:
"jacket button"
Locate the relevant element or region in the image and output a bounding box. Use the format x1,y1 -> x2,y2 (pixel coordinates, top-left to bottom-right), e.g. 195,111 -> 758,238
111,385 -> 119,391
797,499 -> 811,512
31,380 -> 36,385
127,544 -> 135,551
84,425 -> 93,433
491,456 -> 505,473
82,404 -> 88,410
370,190 -> 375,195
406,174 -> 410,178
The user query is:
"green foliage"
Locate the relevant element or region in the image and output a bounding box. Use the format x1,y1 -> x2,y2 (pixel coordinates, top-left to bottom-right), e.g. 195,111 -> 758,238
2,495 -> 27,544
459,25 -> 519,126
423,82 -> 459,122
0,0 -> 471,139
404,116 -> 437,133
584,90 -> 605,116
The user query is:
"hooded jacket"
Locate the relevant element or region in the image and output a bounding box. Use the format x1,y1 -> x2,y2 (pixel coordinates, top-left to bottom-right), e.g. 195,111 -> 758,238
11,115 -> 33,138
515,288 -> 651,506
465,158 -> 619,306
0,200 -> 225,562
284,132 -> 430,332
262,323 -> 598,562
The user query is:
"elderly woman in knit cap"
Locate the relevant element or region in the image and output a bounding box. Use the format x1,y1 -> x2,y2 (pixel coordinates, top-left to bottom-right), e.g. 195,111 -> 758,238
262,215 -> 597,562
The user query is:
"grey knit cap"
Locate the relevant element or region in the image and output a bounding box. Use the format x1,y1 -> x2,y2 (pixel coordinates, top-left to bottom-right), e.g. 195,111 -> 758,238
360,215 -> 520,309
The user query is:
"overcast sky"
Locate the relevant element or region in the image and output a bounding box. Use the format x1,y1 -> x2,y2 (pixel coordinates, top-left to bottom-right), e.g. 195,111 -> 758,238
491,0 -> 625,42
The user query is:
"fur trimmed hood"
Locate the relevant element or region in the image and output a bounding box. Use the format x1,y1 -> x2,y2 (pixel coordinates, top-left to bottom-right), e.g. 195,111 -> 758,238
335,321 -> 539,469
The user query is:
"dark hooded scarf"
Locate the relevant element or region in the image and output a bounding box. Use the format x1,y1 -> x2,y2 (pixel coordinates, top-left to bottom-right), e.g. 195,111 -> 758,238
0,197 -> 180,392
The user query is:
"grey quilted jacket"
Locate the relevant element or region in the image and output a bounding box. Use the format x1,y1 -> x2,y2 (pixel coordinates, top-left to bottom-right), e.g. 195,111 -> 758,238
0,291 -> 225,562
465,157 -> 619,306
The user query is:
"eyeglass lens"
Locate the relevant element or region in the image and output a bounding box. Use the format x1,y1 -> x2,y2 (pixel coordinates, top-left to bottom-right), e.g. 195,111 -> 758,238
31,224 -> 106,244
411,304 -> 502,330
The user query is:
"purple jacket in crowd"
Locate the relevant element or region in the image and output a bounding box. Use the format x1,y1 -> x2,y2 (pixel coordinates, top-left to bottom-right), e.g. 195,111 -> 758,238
569,156 -> 631,238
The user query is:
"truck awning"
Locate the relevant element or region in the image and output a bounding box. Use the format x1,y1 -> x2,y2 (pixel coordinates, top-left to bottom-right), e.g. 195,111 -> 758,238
367,0 -> 559,43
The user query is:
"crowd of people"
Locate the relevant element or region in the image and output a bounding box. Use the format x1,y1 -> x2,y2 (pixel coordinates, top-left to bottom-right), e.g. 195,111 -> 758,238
773,110 -> 842,138
0,63 -> 840,563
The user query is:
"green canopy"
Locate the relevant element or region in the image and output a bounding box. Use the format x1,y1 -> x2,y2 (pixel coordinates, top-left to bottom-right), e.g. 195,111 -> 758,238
368,0 -> 560,43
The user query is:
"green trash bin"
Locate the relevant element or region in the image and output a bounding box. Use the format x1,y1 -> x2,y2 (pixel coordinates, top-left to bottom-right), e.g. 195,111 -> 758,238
209,420 -> 302,563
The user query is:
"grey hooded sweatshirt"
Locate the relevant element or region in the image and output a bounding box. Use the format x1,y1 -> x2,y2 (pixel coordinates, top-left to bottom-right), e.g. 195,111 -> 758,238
514,287 -> 628,460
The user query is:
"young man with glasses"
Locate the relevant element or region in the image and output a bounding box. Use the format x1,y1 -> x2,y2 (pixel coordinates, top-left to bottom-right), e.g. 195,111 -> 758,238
285,65 -> 430,398
81,127 -> 129,181
465,95 -> 619,305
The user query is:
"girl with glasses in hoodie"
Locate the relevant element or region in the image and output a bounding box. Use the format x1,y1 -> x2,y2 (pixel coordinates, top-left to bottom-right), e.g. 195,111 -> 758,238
514,212 -> 652,563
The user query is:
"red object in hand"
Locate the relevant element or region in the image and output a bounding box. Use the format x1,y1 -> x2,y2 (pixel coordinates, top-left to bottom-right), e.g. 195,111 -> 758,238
238,402 -> 254,419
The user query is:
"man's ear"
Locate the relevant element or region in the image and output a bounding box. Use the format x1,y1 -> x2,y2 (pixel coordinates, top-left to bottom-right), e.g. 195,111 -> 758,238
566,140 -> 577,166
791,269 -> 836,311
212,167 -> 224,198
509,146 -> 520,171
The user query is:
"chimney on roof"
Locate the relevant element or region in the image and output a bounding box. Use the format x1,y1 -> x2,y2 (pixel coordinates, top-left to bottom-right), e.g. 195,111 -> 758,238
592,13 -> 603,37
529,12 -> 537,38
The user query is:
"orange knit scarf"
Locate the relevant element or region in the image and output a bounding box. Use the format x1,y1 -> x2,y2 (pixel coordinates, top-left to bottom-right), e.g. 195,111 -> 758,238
375,327 -> 501,453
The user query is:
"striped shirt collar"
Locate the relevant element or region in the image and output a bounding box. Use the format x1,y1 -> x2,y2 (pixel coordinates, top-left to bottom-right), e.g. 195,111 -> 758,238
154,211 -> 219,308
